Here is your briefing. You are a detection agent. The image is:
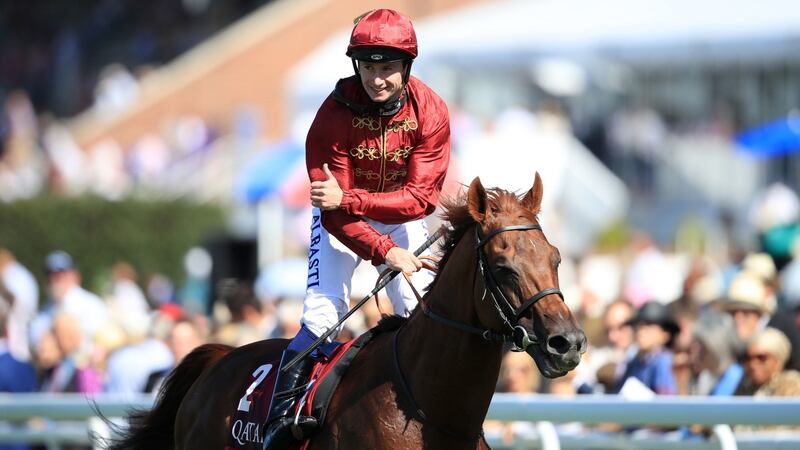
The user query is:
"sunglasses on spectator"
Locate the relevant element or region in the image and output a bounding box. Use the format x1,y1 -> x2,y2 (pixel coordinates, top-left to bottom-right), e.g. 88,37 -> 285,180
729,308 -> 762,316
745,353 -> 773,363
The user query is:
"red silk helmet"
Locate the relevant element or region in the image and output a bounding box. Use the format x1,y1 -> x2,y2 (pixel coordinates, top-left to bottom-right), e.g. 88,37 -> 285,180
346,9 -> 418,62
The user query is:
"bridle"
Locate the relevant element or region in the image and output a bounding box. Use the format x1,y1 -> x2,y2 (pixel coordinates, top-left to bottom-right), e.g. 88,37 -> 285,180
391,222 -> 565,439
420,223 -> 564,352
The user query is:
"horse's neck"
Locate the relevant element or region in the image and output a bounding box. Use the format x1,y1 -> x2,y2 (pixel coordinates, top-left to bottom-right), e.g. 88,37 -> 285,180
400,227 -> 503,434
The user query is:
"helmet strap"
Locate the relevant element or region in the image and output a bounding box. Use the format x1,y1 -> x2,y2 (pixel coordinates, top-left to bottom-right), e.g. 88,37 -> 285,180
402,59 -> 413,84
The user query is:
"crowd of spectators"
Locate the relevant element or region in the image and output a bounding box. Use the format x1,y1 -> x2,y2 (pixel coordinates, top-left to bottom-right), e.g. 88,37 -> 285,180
2,182 -> 799,416
0,245 -> 393,403
486,250 -> 800,445
0,0 -> 276,205
485,221 -> 800,444
0,88 -> 264,204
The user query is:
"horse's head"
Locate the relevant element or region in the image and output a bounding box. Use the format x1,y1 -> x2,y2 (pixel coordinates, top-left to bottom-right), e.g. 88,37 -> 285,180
467,174 -> 586,378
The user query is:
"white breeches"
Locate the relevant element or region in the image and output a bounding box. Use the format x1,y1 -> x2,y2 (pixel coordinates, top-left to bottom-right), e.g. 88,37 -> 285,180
302,208 -> 435,340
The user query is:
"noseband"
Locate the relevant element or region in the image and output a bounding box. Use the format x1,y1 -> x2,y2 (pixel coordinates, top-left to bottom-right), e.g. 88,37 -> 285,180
421,223 -> 564,351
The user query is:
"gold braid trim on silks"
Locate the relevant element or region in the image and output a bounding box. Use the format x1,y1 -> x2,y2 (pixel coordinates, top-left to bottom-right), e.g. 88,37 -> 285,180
384,169 -> 408,182
354,168 -> 381,180
387,118 -> 418,133
352,116 -> 381,131
386,146 -> 413,162
350,145 -> 381,160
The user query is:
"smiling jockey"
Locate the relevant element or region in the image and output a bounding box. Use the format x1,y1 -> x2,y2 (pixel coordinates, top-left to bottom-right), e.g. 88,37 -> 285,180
261,8 -> 451,450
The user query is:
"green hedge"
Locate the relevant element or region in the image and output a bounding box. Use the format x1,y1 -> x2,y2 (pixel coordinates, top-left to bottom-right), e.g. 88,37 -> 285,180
0,195 -> 225,302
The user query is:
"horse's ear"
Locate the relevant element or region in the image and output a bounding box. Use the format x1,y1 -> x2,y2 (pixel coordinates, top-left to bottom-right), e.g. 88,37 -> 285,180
522,172 -> 544,214
468,177 -> 487,222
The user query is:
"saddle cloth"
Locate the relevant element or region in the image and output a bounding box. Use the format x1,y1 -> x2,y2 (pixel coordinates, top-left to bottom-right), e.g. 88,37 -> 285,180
224,329 -> 377,450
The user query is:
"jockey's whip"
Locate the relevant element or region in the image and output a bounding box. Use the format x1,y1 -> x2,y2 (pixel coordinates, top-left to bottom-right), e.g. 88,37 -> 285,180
282,224 -> 447,372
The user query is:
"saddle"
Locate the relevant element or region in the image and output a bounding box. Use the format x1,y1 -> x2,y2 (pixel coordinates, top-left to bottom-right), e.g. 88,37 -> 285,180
224,323 -> 396,450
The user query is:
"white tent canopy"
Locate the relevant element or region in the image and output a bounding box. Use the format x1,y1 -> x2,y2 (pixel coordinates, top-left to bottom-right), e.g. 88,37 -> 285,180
288,0 -> 800,106
419,0 -> 800,62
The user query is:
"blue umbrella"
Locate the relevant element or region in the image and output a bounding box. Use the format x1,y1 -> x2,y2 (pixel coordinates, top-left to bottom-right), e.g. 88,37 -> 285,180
236,140 -> 304,203
736,114 -> 800,158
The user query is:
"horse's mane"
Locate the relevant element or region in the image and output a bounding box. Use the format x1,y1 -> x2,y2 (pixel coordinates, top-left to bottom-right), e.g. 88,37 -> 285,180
375,314 -> 408,332
427,187 -> 531,292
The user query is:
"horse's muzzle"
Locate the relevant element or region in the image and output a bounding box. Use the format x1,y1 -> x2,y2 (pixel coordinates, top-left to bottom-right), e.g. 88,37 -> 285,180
544,329 -> 586,371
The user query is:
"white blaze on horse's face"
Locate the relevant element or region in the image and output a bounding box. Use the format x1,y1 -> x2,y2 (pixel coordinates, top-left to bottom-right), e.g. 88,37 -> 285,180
467,174 -> 586,378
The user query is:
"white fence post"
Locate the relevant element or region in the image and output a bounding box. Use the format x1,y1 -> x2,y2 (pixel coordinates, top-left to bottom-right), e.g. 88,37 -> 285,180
536,421 -> 561,450
712,424 -> 737,450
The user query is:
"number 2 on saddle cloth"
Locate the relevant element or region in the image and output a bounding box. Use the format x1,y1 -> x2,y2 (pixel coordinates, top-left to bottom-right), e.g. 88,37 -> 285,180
224,333 -> 373,449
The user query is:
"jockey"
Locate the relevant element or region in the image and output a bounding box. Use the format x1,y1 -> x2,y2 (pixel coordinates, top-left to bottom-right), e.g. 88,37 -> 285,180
262,8 -> 451,449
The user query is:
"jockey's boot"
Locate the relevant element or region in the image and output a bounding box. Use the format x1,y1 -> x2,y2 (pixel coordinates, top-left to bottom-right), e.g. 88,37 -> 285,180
262,349 -> 318,450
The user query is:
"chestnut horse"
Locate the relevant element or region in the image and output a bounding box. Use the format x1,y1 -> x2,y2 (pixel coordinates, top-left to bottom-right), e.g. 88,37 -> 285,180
109,174 -> 585,450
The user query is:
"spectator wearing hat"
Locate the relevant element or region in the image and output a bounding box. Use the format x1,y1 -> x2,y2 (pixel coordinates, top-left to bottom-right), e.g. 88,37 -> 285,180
30,251 -> 109,350
734,328 -> 800,434
735,327 -> 800,398
719,270 -> 800,371
614,301 -> 679,395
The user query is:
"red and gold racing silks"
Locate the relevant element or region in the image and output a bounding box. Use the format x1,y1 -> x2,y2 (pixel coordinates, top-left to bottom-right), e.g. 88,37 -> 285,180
305,75 -> 450,266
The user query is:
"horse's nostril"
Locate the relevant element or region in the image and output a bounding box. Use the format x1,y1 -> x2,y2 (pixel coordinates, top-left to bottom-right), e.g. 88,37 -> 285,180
547,335 -> 571,355
577,334 -> 588,353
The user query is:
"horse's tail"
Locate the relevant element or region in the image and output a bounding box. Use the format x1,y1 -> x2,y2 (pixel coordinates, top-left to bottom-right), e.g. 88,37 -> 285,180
107,343 -> 233,450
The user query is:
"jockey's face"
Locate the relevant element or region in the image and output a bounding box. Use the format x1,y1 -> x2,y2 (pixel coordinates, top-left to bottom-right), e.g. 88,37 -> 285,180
358,60 -> 404,103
